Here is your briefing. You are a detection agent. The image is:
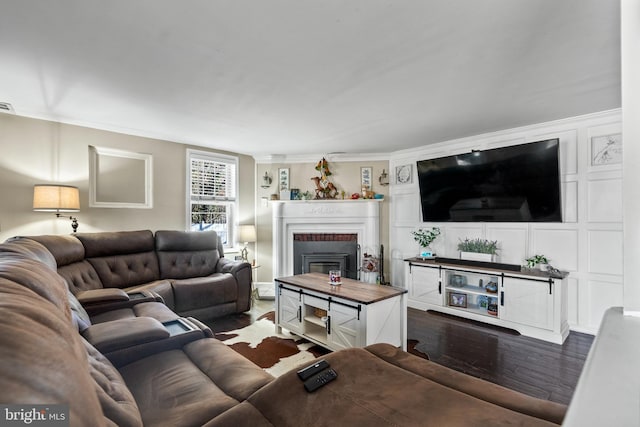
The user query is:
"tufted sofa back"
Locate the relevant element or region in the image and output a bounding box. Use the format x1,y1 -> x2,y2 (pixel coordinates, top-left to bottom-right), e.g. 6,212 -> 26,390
155,230 -> 221,279
75,230 -> 161,289
22,234 -> 103,293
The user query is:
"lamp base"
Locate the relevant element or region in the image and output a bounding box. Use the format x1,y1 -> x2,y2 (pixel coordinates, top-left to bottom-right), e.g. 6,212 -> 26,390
57,213 -> 79,233
241,246 -> 248,262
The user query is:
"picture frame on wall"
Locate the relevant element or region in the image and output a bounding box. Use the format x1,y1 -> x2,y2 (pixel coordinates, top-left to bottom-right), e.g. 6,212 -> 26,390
360,167 -> 372,189
448,292 -> 467,308
395,164 -> 413,185
278,168 -> 290,191
591,133 -> 622,166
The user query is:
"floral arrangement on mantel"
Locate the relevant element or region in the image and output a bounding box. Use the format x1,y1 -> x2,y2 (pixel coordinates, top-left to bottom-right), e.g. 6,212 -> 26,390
311,157 -> 339,199
411,227 -> 440,257
457,238 -> 498,255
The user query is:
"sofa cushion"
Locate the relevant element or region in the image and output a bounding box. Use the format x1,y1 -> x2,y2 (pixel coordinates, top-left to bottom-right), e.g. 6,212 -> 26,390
2,237 -> 59,269
75,230 -> 161,289
83,339 -> 143,427
125,280 -> 176,309
76,230 -> 156,257
20,234 -> 85,267
90,301 -> 179,324
118,339 -> 273,427
155,230 -> 221,279
172,274 -> 238,313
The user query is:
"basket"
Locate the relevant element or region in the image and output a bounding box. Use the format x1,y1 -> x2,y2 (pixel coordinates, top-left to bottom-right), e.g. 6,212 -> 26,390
314,308 -> 327,318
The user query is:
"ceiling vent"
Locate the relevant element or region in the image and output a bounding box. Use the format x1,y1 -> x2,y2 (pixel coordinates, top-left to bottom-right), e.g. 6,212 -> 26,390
0,102 -> 15,114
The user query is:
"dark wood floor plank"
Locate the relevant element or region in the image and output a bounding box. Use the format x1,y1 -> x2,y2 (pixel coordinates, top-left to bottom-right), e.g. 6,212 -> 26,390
407,308 -> 593,405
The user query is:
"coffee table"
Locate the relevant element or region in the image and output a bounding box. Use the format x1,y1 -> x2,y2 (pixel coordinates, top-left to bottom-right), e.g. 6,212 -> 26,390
275,273 -> 408,351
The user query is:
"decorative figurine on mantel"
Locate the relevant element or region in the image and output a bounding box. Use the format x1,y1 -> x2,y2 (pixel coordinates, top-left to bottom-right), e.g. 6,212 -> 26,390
311,157 -> 339,199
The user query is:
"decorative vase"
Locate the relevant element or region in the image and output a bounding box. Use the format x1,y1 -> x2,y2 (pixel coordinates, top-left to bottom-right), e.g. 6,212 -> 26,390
460,251 -> 494,262
419,247 -> 434,258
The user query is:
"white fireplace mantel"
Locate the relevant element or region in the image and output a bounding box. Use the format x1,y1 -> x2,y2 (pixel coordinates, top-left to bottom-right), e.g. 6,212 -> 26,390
272,200 -> 382,282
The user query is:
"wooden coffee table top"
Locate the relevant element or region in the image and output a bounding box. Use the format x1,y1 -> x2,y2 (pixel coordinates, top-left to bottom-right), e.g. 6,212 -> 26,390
275,273 -> 407,304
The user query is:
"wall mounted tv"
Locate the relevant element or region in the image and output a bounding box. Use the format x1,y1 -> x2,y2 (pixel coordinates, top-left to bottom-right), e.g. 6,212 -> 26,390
416,139 -> 562,222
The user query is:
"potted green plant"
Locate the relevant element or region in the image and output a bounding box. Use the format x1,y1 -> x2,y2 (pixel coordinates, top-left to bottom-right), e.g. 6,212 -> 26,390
411,227 -> 441,258
457,238 -> 498,262
525,254 -> 550,271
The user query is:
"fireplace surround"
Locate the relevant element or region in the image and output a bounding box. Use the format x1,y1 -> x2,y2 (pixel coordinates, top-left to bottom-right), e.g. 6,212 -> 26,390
272,200 -> 382,283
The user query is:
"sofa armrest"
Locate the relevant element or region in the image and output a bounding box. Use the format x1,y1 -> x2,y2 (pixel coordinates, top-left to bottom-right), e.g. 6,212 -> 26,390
217,258 -> 252,312
76,288 -> 129,304
217,257 -> 251,275
82,317 -> 169,354
106,317 -> 212,367
79,289 -> 161,316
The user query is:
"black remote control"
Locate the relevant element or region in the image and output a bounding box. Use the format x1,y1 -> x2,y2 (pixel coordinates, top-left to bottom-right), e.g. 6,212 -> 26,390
303,368 -> 337,392
297,359 -> 330,381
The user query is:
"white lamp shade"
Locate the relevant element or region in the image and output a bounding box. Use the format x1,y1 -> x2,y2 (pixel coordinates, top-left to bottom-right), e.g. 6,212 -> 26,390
238,224 -> 257,243
33,185 -> 80,212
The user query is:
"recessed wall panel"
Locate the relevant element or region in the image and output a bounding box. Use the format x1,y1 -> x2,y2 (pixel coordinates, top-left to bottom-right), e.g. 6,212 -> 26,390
486,226 -> 527,265
531,228 -> 578,271
588,230 -> 623,275
587,179 -> 622,222
588,280 -> 623,329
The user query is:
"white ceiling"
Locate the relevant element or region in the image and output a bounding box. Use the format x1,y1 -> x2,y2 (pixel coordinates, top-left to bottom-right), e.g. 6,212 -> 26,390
0,1 -> 620,157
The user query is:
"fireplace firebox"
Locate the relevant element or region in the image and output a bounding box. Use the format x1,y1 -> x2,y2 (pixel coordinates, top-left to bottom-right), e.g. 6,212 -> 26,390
293,234 -> 358,279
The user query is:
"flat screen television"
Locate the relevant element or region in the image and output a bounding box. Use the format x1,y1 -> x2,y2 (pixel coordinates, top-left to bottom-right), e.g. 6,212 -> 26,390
416,139 -> 562,222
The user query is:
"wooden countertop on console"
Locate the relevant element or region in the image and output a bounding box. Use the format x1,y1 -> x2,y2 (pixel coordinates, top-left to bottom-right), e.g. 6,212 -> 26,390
275,273 -> 407,304
405,257 -> 569,280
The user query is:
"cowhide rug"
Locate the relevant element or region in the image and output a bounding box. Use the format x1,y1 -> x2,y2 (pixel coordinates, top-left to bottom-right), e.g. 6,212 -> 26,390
214,311 -> 330,377
214,311 -> 428,377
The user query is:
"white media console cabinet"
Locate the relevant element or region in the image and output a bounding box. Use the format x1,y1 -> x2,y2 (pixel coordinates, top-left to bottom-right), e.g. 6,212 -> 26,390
405,258 -> 569,344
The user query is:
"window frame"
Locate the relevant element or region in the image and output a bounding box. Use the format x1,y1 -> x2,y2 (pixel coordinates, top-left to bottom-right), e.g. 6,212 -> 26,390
186,149 -> 238,248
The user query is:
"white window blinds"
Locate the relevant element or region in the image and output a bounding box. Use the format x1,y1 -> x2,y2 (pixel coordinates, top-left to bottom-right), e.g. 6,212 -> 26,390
190,157 -> 237,201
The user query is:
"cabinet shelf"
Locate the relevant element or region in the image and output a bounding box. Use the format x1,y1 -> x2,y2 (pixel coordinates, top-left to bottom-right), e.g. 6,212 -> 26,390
445,284 -> 498,297
304,315 -> 326,327
447,302 -> 497,318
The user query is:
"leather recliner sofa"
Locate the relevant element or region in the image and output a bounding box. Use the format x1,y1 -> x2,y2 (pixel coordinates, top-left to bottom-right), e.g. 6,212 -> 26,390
13,229 -> 252,322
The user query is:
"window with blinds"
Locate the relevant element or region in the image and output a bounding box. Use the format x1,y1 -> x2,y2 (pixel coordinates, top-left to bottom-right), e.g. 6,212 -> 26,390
187,150 -> 238,246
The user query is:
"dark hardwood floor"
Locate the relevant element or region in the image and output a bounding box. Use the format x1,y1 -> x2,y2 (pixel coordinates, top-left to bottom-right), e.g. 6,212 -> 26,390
211,300 -> 593,406
408,308 -> 594,405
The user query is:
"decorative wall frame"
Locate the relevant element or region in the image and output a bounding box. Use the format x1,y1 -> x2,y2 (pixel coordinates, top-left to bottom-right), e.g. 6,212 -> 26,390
278,168 -> 290,191
360,167 -> 372,189
590,133 -> 622,166
395,164 -> 413,184
89,146 -> 153,208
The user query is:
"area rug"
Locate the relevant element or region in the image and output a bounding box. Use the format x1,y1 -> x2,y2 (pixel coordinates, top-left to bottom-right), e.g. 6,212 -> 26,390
214,311 -> 428,377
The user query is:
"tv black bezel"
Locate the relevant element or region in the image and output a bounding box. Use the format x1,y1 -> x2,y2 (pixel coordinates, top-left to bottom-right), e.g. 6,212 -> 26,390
416,139 -> 562,223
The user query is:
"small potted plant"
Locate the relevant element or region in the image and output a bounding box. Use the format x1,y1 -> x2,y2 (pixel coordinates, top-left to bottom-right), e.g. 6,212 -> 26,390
457,238 -> 498,262
525,254 -> 550,271
411,227 -> 441,258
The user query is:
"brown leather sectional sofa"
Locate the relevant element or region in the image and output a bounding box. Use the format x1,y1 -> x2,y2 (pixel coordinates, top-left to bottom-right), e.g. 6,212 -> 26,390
19,229 -> 253,321
0,231 -> 568,426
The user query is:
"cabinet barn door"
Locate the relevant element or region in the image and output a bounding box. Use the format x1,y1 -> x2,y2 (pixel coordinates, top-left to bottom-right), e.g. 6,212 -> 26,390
502,277 -> 554,330
409,265 -> 441,305
328,303 -> 360,350
279,288 -> 303,334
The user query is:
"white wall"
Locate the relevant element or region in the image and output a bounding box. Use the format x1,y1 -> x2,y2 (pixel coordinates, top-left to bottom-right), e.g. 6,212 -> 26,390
390,109 -> 622,334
